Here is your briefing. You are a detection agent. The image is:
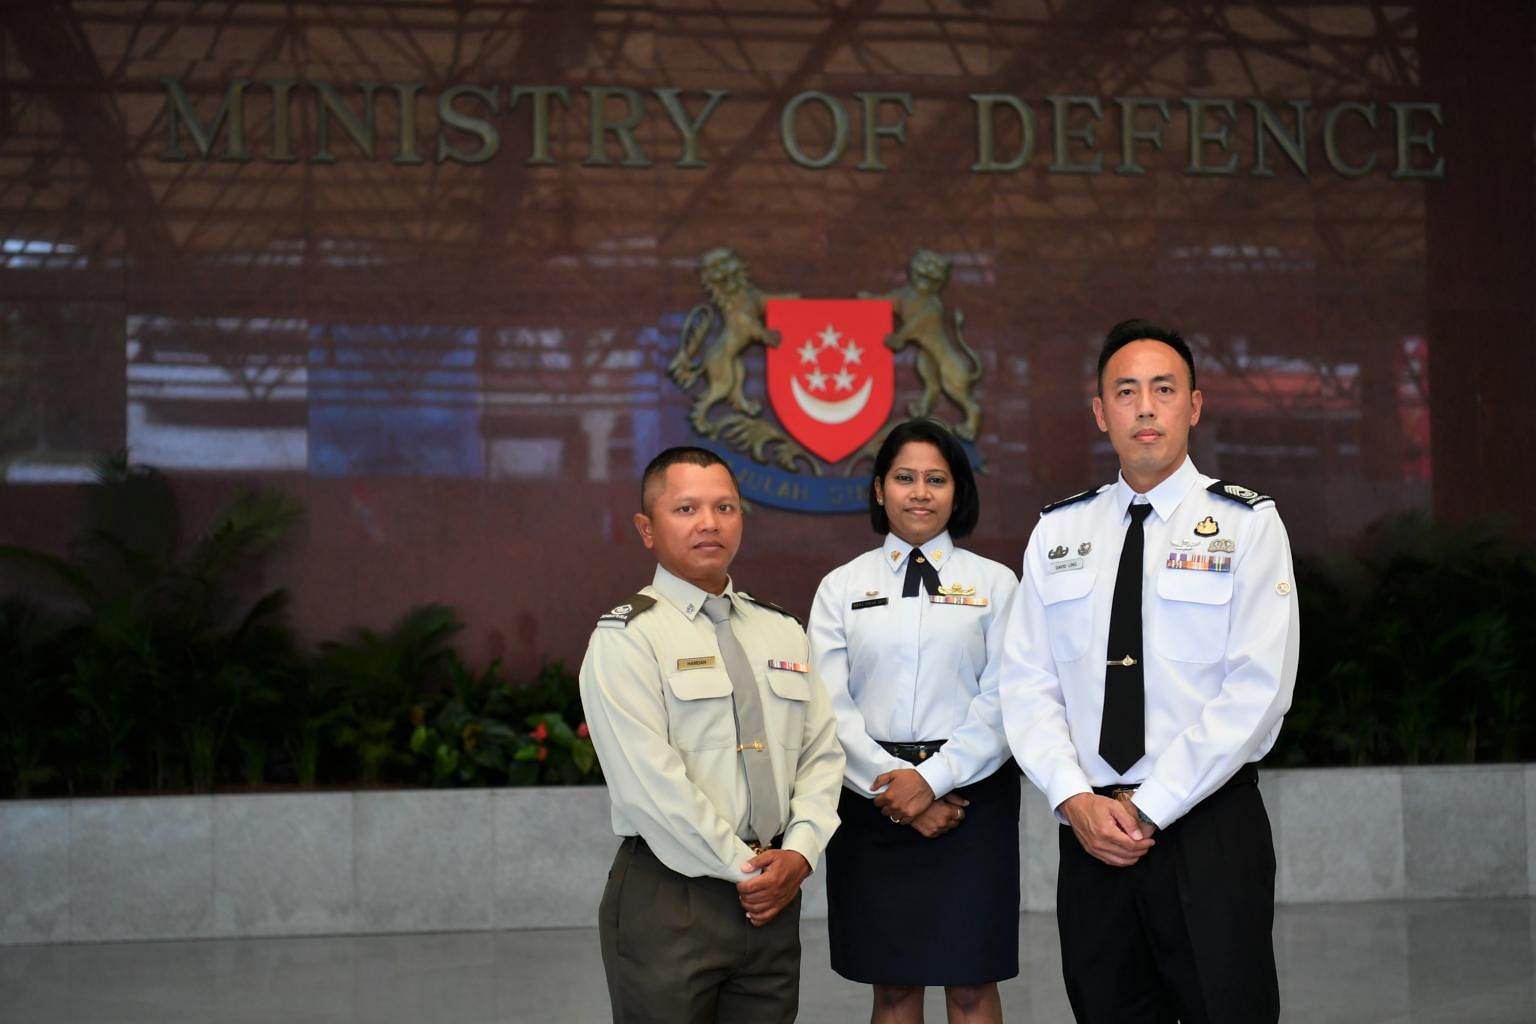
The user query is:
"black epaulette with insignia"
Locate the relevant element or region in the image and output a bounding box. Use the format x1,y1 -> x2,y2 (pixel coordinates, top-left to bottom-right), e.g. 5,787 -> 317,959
739,592 -> 802,626
1206,480 -> 1275,508
1041,484 -> 1109,515
596,594 -> 657,629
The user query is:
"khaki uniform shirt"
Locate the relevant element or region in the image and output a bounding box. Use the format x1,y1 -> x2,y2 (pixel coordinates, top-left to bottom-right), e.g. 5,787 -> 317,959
579,565 -> 845,883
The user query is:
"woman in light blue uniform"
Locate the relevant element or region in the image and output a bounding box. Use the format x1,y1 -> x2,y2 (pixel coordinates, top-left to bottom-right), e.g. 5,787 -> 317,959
809,419 -> 1020,1024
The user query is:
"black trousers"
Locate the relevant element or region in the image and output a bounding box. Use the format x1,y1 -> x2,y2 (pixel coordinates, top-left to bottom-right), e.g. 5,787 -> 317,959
1056,775 -> 1279,1024
598,836 -> 803,1024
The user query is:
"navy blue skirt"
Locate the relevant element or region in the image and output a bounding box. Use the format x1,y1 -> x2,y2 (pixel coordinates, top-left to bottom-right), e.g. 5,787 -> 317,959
825,762 -> 1021,985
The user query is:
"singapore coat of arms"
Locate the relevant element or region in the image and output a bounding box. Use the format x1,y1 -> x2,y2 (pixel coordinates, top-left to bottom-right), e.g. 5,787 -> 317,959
666,247 -> 986,512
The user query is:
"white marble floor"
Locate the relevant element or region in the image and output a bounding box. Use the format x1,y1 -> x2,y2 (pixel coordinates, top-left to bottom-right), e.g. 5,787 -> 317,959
2,899 -> 1533,1023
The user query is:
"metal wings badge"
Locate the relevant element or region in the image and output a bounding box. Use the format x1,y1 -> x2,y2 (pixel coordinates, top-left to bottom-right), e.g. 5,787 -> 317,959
665,248 -> 988,512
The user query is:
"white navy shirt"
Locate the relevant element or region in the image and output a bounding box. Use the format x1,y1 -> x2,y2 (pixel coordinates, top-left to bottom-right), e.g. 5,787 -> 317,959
999,457 -> 1299,828
810,530 -> 1018,799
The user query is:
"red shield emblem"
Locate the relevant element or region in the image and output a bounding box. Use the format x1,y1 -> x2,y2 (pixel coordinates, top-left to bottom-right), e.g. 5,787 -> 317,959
764,299 -> 894,463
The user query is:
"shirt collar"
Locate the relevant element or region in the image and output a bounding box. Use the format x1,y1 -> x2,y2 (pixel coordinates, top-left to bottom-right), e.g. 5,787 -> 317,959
1111,456 -> 1199,523
651,564 -> 735,622
882,530 -> 955,575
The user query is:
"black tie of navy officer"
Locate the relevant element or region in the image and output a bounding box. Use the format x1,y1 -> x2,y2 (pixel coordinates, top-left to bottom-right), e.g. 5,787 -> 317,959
1101,501 -> 1154,774
902,549 -> 942,597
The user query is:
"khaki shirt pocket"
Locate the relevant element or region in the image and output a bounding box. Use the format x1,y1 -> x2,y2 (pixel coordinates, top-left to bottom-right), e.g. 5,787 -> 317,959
765,667 -> 811,750
1152,570 -> 1233,664
1040,569 -> 1097,663
664,667 -> 736,751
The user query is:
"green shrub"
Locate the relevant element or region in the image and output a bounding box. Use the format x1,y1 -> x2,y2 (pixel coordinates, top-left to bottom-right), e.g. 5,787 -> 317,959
1272,511 -> 1536,766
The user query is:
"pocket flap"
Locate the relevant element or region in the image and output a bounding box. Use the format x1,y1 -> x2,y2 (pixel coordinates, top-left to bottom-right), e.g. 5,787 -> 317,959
665,667 -> 733,701
1041,569 -> 1096,604
766,668 -> 812,702
1156,569 -> 1234,606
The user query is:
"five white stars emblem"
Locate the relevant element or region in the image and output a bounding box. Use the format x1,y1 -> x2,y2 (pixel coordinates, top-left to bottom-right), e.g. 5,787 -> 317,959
799,324 -> 866,394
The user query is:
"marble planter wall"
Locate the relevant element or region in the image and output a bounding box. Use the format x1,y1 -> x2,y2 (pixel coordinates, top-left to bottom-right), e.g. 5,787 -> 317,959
1016,764 -> 1536,911
2,765 -> 1532,946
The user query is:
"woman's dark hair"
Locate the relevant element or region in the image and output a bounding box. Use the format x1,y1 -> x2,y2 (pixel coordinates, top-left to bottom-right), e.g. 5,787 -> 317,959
867,419 -> 980,539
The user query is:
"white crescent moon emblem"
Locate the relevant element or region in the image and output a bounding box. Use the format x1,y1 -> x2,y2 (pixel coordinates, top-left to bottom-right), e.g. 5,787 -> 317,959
790,375 -> 872,424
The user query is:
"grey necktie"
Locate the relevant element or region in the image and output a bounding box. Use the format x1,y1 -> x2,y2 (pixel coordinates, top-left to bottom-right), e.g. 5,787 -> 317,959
702,594 -> 782,847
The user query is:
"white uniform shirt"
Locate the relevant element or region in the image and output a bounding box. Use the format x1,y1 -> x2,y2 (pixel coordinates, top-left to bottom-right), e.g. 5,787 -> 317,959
809,530 -> 1018,799
579,565 -> 845,882
999,457 -> 1299,828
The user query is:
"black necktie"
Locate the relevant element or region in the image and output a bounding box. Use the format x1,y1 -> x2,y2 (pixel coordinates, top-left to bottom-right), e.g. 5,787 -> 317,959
1101,501 -> 1153,774
902,549 -> 941,597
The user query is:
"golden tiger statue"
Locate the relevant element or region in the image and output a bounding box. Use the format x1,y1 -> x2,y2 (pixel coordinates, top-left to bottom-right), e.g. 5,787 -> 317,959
864,249 -> 983,440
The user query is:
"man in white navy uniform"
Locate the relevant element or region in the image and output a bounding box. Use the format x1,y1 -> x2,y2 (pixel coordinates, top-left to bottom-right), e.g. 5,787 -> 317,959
580,446 -> 844,1024
999,319 -> 1299,1024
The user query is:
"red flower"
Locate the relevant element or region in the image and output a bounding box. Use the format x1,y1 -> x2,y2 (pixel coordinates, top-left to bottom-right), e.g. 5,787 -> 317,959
536,745 -> 549,761
576,722 -> 590,738
529,722 -> 549,742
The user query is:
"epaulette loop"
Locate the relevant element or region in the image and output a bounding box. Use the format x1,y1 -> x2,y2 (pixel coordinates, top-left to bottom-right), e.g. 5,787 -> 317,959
596,594 -> 657,628
1041,484 -> 1107,515
739,591 -> 801,626
1206,480 -> 1275,508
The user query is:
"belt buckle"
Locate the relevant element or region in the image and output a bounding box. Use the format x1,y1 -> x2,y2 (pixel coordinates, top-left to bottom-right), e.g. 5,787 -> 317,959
1104,784 -> 1139,798
747,840 -> 766,855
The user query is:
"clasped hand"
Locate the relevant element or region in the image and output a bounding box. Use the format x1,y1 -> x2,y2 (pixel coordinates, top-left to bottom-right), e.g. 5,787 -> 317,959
871,767 -> 935,820
906,792 -> 969,838
1059,792 -> 1156,867
736,848 -> 809,927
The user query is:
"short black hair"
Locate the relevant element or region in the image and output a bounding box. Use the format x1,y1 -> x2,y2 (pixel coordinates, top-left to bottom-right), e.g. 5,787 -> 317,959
639,446 -> 738,513
868,419 -> 980,540
1097,318 -> 1197,393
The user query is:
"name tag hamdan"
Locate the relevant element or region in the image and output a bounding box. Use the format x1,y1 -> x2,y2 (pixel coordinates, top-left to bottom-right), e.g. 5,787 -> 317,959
676,656 -> 716,670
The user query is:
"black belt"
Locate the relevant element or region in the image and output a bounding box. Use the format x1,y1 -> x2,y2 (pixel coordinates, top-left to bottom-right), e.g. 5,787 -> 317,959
877,739 -> 947,764
1092,761 -> 1258,798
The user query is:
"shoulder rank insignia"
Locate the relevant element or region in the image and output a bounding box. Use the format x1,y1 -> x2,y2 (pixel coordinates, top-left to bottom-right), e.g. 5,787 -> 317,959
739,591 -> 802,626
1207,480 -> 1274,508
596,594 -> 656,629
1040,483 -> 1109,515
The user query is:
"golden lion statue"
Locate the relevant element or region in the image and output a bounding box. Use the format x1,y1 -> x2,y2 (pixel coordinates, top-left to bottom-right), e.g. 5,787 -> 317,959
864,249 -> 983,440
667,249 -> 817,474
668,248 -> 784,433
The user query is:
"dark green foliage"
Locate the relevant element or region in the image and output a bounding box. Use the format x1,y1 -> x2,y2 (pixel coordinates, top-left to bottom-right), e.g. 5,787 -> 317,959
1,453 -> 303,793
0,453 -> 597,796
1271,511 -> 1536,766
407,659 -> 599,788
317,603 -> 464,785
0,598 -> 80,797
